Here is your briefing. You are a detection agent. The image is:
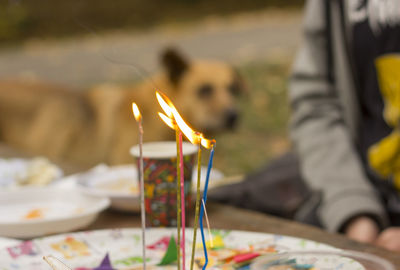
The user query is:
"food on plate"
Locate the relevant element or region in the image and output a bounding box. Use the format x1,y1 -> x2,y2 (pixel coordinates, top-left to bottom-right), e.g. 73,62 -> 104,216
0,157 -> 62,188
24,208 -> 44,220
96,177 -> 138,194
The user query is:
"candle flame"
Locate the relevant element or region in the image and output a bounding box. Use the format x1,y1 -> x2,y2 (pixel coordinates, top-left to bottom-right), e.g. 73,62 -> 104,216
199,135 -> 215,150
156,91 -> 214,149
156,92 -> 174,118
132,102 -> 142,122
158,112 -> 175,130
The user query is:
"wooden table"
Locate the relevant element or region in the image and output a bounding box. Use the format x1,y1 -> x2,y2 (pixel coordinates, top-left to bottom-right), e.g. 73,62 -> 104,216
0,144 -> 398,268
87,202 -> 400,269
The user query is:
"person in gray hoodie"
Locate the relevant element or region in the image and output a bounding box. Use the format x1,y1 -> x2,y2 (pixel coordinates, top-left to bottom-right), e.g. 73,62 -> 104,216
290,0 -> 400,251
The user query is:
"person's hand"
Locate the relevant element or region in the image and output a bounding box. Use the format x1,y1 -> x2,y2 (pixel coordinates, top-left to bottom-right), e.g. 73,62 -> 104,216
375,227 -> 400,252
344,216 -> 380,243
345,216 -> 400,252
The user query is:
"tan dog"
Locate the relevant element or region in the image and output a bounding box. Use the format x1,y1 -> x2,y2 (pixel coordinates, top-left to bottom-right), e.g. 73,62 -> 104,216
0,49 -> 246,166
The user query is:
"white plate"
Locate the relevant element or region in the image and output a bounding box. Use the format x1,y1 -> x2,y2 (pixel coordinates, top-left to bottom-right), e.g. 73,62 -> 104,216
0,157 -> 63,189
59,164 -> 224,212
0,228 -> 339,269
0,188 -> 110,238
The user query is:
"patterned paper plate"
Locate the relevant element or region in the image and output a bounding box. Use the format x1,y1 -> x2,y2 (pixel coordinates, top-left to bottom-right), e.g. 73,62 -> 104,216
0,228 -> 346,270
0,237 -> 21,249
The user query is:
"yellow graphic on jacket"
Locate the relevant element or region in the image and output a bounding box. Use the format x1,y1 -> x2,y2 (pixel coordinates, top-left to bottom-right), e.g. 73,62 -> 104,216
369,55 -> 400,191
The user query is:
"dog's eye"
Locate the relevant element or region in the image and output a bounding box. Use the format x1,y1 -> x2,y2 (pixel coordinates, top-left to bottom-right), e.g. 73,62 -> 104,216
228,82 -> 241,96
197,84 -> 213,99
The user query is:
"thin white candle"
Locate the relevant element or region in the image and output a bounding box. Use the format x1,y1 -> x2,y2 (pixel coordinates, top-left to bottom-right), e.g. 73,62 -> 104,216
132,102 -> 146,270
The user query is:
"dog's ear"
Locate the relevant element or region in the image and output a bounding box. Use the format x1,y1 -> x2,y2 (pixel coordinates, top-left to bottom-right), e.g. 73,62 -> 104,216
231,68 -> 249,97
161,48 -> 189,85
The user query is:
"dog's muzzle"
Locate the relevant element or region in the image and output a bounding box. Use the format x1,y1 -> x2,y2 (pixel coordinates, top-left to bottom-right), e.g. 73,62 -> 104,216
225,109 -> 238,130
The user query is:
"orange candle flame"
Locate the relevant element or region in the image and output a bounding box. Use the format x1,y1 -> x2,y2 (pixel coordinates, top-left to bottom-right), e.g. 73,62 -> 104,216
132,102 -> 142,122
156,91 -> 214,149
199,134 -> 215,149
158,112 -> 175,130
156,92 -> 174,119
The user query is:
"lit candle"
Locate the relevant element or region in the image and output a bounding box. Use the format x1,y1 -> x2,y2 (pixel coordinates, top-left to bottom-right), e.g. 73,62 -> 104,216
156,92 -> 184,270
132,102 -> 146,270
191,136 -> 202,270
199,141 -> 215,270
155,91 -> 214,270
179,130 -> 186,270
178,134 -> 213,270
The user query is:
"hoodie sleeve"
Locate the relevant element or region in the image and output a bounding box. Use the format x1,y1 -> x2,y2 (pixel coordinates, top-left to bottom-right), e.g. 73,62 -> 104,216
289,0 -> 388,232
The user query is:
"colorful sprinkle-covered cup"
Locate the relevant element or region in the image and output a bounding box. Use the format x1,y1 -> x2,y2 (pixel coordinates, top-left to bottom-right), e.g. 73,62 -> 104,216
131,141 -> 197,227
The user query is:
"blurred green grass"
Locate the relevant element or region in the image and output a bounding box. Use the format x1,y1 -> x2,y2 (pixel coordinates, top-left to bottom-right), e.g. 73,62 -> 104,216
213,59 -> 291,176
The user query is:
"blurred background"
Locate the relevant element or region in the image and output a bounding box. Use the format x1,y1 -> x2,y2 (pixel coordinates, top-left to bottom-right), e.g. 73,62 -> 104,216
0,0 -> 304,177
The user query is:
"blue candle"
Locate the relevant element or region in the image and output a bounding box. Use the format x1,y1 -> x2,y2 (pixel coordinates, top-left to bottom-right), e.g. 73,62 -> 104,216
199,143 -> 215,270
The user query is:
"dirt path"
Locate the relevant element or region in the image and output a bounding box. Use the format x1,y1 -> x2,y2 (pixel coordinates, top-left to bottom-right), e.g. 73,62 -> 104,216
0,10 -> 302,87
